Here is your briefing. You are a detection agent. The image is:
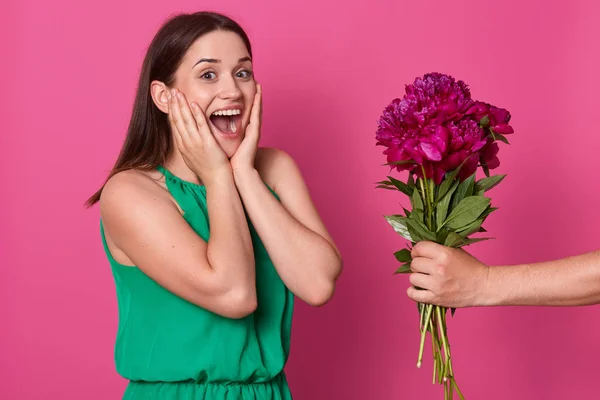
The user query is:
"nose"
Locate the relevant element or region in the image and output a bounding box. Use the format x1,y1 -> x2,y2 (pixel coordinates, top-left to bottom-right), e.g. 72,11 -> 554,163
218,75 -> 242,100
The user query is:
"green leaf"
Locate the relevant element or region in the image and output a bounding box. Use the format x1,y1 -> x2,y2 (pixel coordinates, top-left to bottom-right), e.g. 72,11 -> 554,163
441,196 -> 491,230
394,249 -> 412,263
411,187 -> 424,211
375,184 -> 396,191
435,157 -> 472,201
479,115 -> 490,126
410,208 -> 424,222
493,133 -> 510,144
384,160 -> 416,166
394,263 -> 412,274
407,173 -> 415,187
436,228 -> 451,245
436,180 -> 459,229
475,174 -> 506,193
436,174 -> 456,203
384,215 -> 414,242
450,174 -> 476,211
406,218 -> 437,242
456,218 -> 484,237
444,232 -> 466,247
451,307 -> 457,317
402,207 -> 411,217
482,163 -> 490,177
480,206 -> 499,219
387,176 -> 414,196
456,237 -> 493,247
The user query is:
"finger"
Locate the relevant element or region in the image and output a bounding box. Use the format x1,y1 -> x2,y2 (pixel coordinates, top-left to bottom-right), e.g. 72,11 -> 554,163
176,91 -> 201,142
190,102 -> 215,143
411,241 -> 444,259
167,92 -> 185,149
256,83 -> 262,123
246,83 -> 262,139
410,257 -> 436,274
170,90 -> 191,143
409,271 -> 434,291
407,285 -> 434,304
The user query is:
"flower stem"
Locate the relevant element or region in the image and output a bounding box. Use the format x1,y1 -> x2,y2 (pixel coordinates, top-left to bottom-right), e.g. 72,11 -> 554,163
417,304 -> 434,368
452,378 -> 465,400
418,172 -> 434,231
436,306 -> 450,376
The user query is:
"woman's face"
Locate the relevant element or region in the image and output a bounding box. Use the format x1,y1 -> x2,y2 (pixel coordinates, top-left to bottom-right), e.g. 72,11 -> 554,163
171,30 -> 256,158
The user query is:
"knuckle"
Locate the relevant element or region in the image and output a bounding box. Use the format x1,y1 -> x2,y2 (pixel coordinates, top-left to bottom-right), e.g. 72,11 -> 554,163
409,258 -> 420,271
435,264 -> 447,279
408,273 -> 417,286
438,250 -> 451,265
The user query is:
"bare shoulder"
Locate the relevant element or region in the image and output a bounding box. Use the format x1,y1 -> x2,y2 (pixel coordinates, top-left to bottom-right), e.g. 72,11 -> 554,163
255,147 -> 302,191
100,169 -> 167,207
99,168 -> 182,227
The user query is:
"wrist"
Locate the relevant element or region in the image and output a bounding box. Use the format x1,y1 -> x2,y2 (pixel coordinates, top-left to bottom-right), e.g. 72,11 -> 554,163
475,264 -> 500,307
232,166 -> 259,182
202,166 -> 234,188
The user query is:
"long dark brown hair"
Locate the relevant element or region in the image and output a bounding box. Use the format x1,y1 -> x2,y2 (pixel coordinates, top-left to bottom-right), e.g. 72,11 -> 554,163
85,11 -> 252,207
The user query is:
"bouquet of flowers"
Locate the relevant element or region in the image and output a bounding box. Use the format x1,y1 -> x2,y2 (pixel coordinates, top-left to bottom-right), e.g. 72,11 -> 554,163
375,72 -> 514,399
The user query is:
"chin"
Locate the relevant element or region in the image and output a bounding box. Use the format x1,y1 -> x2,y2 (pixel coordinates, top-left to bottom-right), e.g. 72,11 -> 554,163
218,139 -> 242,159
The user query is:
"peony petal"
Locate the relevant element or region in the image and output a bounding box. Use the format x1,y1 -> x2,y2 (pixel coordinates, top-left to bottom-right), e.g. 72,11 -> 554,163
490,107 -> 510,124
433,126 -> 450,154
486,156 -> 500,169
385,146 -> 409,163
433,166 -> 446,185
458,155 -> 479,181
419,142 -> 443,162
480,141 -> 500,169
402,139 -> 425,164
493,124 -> 514,134
471,139 -> 487,152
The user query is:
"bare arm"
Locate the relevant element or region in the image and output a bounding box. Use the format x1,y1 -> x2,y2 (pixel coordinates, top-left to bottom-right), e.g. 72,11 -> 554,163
233,148 -> 343,306
100,170 -> 256,319
408,241 -> 600,307
483,250 -> 600,306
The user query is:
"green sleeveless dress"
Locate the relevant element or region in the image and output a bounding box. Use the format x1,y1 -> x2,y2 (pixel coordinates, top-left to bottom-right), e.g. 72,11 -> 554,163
100,166 -> 295,399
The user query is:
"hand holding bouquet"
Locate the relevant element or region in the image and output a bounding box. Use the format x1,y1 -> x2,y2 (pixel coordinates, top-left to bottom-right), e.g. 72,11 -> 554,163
375,73 -> 514,399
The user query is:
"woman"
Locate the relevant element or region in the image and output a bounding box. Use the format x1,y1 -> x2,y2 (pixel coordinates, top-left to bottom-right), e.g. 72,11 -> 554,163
86,11 -> 343,399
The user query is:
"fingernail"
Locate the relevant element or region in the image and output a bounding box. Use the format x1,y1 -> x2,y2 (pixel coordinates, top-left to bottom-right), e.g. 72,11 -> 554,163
177,92 -> 183,100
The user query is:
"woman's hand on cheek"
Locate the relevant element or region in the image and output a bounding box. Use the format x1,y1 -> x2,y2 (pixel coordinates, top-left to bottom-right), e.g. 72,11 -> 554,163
230,83 -> 262,173
168,88 -> 232,185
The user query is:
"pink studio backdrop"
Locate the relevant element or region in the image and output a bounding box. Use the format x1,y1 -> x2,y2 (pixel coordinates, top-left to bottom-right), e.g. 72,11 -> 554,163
2,0 -> 599,399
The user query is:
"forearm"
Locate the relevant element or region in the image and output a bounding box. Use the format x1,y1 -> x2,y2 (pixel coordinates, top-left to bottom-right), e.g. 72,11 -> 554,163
204,171 -> 255,293
480,250 -> 600,306
233,168 -> 341,304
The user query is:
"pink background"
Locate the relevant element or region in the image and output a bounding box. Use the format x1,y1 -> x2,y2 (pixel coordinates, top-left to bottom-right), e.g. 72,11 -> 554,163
2,0 -> 600,399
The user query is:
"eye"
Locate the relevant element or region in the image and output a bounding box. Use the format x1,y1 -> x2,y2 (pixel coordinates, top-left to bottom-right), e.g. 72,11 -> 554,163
200,71 -> 217,80
236,69 -> 253,79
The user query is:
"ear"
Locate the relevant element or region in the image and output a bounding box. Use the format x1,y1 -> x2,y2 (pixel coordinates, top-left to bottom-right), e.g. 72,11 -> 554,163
150,80 -> 170,114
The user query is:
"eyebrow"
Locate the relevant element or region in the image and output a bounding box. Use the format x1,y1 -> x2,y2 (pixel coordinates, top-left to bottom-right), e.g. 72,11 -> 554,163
193,56 -> 252,68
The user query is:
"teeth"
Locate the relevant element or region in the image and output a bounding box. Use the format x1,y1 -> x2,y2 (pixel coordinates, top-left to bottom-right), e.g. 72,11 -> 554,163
211,109 -> 241,116
230,118 -> 237,133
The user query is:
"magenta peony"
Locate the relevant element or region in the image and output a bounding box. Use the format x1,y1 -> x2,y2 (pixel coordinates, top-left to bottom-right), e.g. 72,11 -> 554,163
376,73 -> 513,183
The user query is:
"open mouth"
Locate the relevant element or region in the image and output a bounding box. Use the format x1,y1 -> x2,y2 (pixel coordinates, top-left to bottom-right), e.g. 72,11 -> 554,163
209,108 -> 243,137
